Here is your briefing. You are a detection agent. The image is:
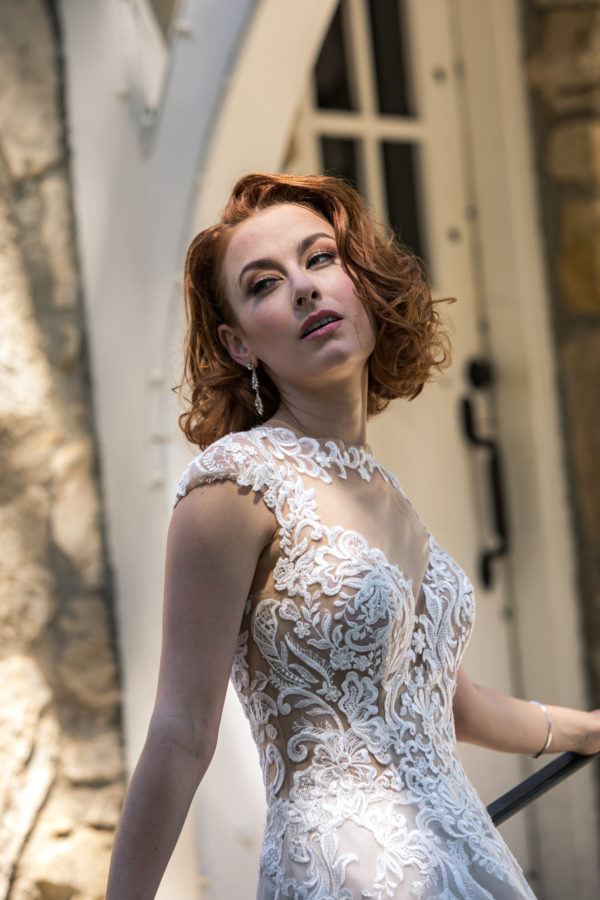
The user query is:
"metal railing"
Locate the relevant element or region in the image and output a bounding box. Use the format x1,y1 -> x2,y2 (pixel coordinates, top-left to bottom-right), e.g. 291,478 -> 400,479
487,751 -> 599,826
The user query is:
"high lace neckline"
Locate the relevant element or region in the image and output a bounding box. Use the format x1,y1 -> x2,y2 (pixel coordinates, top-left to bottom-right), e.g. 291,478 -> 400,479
253,422 -> 381,482
258,421 -> 374,457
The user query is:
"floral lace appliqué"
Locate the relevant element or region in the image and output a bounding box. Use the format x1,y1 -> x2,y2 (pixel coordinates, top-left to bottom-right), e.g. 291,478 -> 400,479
175,426 -> 535,900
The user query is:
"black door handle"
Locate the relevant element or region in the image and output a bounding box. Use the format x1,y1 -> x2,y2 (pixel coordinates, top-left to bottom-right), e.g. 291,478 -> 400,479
461,364 -> 509,588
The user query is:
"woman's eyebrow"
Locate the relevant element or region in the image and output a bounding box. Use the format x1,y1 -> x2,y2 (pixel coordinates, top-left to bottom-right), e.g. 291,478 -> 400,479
296,231 -> 335,256
237,232 -> 335,287
237,258 -> 277,287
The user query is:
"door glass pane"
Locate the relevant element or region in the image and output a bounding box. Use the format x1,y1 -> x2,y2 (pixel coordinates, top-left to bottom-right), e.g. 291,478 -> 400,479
367,0 -> 414,116
315,4 -> 357,111
320,137 -> 362,191
381,141 -> 426,263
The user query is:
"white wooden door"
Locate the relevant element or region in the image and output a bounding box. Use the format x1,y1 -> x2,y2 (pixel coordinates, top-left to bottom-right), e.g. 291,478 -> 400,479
285,0 -> 533,875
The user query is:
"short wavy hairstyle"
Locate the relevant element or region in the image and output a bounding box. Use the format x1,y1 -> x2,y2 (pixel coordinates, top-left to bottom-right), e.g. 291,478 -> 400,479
178,172 -> 452,448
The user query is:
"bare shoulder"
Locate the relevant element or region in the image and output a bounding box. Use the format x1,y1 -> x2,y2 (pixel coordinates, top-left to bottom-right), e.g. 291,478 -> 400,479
169,476 -> 276,561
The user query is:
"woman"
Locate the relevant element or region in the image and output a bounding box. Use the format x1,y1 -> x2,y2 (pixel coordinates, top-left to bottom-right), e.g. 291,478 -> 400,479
106,173 -> 600,899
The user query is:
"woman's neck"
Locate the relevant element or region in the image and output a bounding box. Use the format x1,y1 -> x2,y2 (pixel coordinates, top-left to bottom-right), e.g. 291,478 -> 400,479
263,361 -> 371,446
268,392 -> 368,448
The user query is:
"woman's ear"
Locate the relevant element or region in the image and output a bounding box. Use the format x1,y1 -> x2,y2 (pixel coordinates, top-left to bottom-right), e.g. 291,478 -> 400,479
217,323 -> 252,367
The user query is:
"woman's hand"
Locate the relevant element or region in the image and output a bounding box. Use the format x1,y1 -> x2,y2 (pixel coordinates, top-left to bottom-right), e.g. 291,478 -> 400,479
453,667 -> 600,757
570,709 -> 600,755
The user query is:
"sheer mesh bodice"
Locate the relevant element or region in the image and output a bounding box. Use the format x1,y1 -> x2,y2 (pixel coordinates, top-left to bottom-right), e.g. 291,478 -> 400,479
175,425 -> 535,899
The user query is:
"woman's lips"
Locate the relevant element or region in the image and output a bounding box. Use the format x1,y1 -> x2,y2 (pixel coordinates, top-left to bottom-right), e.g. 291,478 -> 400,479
302,319 -> 343,340
299,310 -> 343,339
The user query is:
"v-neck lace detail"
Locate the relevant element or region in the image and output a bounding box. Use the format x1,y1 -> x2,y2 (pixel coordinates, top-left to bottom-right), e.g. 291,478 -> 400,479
174,427 -> 535,899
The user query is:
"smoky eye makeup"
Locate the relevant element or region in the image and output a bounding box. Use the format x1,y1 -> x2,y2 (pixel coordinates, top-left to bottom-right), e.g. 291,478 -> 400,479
307,247 -> 337,266
239,233 -> 339,296
247,274 -> 280,296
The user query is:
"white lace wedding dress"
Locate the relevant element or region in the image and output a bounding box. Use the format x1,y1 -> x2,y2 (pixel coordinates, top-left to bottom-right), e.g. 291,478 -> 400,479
175,424 -> 535,899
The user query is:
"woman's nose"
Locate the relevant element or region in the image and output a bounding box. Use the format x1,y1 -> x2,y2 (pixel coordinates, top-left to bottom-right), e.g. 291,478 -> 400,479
293,289 -> 319,309
292,274 -> 320,308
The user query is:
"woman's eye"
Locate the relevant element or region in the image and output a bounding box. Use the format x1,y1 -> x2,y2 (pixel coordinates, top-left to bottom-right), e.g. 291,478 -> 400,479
249,276 -> 278,295
307,250 -> 335,267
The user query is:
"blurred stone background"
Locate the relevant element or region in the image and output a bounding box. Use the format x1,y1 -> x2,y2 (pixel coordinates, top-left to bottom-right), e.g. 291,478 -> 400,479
0,2 -> 124,897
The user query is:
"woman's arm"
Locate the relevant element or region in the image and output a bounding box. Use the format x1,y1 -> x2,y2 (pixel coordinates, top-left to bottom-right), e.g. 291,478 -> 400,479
453,667 -> 600,756
106,480 -> 275,899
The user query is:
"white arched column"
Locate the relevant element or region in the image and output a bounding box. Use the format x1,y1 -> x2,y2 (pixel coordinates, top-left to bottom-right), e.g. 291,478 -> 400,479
190,0 -> 338,233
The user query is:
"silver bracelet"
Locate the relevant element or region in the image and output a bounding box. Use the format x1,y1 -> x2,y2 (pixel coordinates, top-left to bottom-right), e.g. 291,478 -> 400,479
529,700 -> 552,758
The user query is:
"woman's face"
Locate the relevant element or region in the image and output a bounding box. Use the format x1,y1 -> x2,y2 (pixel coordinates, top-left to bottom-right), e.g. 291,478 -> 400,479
218,203 -> 375,398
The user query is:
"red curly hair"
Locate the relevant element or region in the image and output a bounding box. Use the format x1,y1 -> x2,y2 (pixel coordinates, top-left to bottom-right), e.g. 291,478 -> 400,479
178,173 -> 452,448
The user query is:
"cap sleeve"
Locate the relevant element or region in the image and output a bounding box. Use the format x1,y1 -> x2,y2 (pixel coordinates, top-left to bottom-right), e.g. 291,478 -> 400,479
174,430 -> 280,507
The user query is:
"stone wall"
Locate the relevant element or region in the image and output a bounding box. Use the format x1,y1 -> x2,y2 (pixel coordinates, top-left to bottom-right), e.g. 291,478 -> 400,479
523,0 -> 600,702
0,1 -> 124,897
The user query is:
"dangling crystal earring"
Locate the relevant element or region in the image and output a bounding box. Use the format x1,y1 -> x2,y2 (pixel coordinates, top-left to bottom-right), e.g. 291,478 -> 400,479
247,362 -> 264,416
